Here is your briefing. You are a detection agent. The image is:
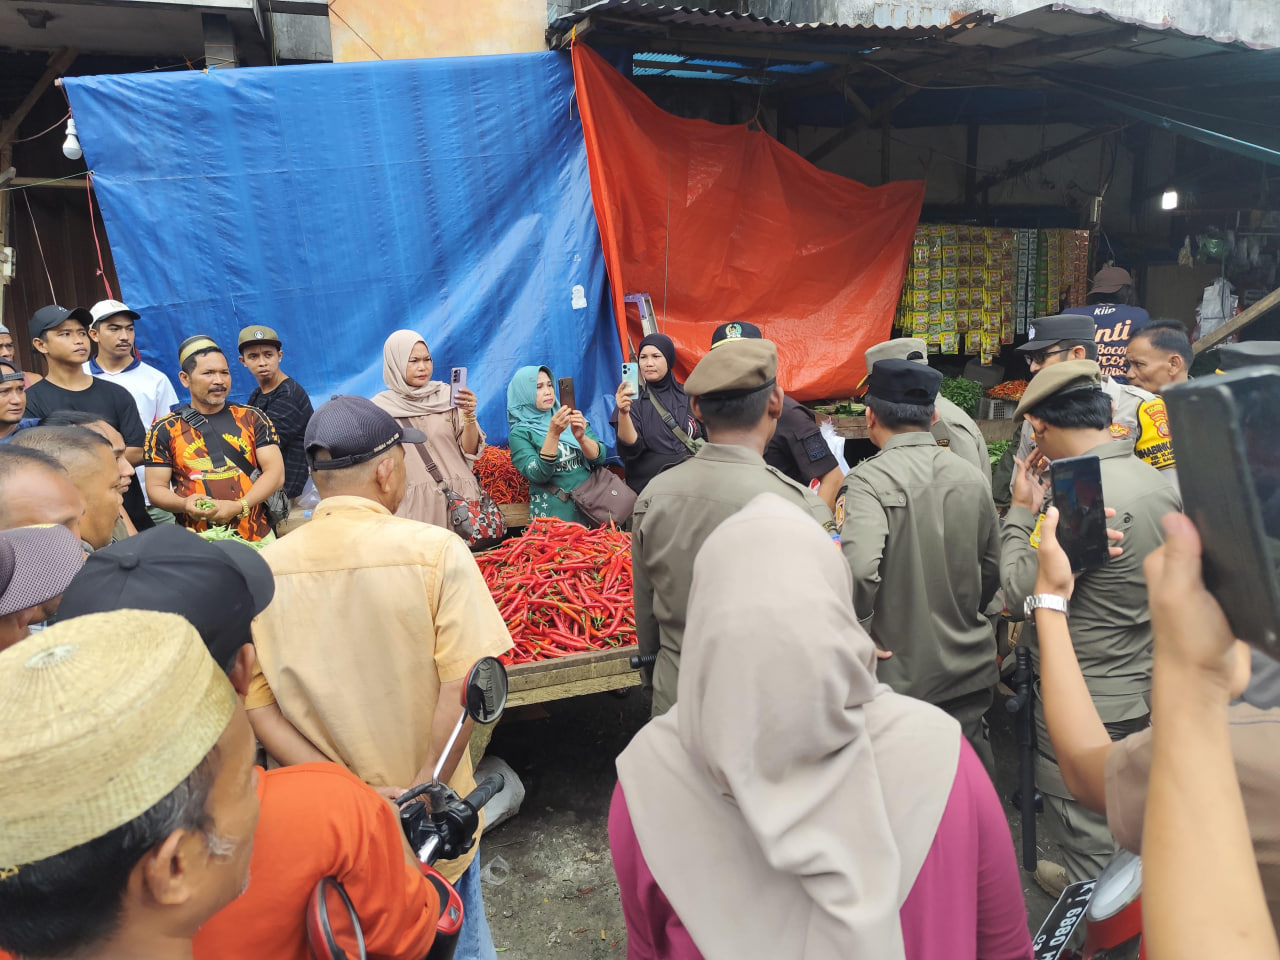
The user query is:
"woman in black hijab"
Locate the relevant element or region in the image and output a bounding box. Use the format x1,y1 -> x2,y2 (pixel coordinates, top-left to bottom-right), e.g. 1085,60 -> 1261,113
612,333 -> 703,494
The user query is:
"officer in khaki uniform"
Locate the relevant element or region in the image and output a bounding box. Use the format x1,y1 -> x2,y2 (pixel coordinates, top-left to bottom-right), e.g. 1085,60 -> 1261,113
632,336 -> 836,717
1001,359 -> 1181,893
1012,314 -> 1176,485
838,359 -> 1001,771
863,337 -> 991,485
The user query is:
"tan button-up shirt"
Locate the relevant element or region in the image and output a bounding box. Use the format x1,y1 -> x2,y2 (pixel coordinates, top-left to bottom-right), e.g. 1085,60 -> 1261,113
251,495 -> 513,881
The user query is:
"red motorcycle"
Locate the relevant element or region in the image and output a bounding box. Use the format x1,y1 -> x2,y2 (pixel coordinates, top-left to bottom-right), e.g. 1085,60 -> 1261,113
1032,848 -> 1144,960
306,657 -> 510,960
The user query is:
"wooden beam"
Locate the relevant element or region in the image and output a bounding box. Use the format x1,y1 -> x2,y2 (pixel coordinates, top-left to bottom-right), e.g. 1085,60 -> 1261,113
0,47 -> 77,148
1193,286 -> 1280,354
806,85 -> 918,165
974,125 -> 1122,194
8,176 -> 89,190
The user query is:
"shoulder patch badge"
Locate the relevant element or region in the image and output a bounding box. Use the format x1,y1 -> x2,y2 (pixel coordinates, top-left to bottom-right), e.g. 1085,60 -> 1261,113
802,431 -> 830,463
1109,422 -> 1131,439
834,493 -> 846,529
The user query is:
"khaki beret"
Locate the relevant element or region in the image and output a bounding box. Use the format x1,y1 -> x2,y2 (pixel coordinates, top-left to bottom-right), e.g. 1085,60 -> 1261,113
865,338 -> 929,369
1014,359 -> 1103,419
685,338 -> 778,399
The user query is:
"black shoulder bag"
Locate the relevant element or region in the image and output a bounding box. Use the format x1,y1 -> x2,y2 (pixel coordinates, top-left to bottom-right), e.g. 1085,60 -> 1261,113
178,407 -> 290,528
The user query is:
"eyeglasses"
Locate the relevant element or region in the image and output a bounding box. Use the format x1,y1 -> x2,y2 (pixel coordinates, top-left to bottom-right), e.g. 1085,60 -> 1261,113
1028,347 -> 1071,366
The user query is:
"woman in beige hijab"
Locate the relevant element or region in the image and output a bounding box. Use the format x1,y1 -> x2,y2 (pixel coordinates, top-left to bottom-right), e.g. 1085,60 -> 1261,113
610,493 -> 1032,960
371,330 -> 485,529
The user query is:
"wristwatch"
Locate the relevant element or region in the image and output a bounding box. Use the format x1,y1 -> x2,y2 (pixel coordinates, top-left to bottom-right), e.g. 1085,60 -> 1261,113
1024,593 -> 1069,619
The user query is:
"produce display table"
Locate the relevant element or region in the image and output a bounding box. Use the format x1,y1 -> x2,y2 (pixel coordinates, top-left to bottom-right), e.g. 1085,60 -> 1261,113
499,502 -> 530,529
829,415 -> 1019,444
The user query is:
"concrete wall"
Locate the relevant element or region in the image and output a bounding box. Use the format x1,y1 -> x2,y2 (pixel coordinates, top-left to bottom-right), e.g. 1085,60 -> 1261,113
550,1 -> 1278,47
330,0 -> 546,61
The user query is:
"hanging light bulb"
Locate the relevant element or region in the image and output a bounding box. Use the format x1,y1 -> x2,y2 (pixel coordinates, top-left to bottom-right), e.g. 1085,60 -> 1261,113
1161,187 -> 1178,211
62,117 -> 82,161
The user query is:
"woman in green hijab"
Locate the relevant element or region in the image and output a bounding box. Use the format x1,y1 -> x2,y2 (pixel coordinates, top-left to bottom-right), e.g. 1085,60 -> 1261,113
507,365 -> 607,523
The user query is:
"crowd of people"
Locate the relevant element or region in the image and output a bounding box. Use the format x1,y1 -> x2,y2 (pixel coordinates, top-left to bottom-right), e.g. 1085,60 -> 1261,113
0,277 -> 1277,960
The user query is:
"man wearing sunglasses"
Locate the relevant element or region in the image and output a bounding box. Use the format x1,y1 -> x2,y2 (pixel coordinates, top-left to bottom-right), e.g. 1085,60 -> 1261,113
1010,314 -> 1169,483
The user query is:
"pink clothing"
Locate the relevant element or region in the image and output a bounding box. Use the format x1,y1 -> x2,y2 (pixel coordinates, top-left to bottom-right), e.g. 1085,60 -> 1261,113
609,739 -> 1032,960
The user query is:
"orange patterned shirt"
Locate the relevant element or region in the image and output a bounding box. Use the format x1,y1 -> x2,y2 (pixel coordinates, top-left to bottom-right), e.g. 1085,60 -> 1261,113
145,403 -> 279,541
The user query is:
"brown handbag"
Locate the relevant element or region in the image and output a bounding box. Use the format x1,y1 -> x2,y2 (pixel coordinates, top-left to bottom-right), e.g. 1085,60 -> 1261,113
536,466 -> 637,528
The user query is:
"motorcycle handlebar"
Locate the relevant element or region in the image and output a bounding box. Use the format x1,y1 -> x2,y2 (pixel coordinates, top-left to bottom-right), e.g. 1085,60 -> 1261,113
630,653 -> 656,669
463,774 -> 506,812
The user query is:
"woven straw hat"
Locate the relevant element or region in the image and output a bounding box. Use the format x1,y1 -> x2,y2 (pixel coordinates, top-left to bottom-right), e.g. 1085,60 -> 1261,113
0,609 -> 235,869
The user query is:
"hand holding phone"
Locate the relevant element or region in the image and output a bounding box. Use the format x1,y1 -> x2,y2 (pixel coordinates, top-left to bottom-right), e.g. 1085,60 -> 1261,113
450,367 -> 467,407
557,376 -> 576,412
1049,455 -> 1109,574
621,363 -> 640,397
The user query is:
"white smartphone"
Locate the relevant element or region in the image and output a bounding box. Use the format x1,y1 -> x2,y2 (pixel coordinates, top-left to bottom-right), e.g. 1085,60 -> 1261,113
450,367 -> 467,406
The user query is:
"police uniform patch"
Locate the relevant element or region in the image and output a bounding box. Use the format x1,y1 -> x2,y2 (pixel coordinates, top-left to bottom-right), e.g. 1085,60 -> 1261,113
802,431 -> 829,463
724,322 -> 742,340
834,493 -> 846,529
1109,422 -> 1131,439
1029,513 -> 1044,549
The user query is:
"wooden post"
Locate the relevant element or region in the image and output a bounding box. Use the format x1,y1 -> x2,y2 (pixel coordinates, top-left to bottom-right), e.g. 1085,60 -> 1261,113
1193,286 -> 1280,354
881,121 -> 891,184
964,123 -> 980,211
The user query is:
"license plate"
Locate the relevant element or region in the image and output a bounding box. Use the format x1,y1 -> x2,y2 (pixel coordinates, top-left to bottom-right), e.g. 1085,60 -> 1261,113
1032,879 -> 1096,960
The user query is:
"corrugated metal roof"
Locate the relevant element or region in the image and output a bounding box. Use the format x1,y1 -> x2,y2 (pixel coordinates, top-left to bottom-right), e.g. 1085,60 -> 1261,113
552,0 -> 981,37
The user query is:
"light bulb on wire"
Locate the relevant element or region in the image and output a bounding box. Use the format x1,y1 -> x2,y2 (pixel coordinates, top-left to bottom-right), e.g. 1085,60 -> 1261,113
1161,188 -> 1178,211
62,118 -> 82,161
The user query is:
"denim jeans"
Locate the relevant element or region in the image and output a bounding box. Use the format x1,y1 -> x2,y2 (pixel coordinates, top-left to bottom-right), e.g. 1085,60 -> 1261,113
452,847 -> 497,960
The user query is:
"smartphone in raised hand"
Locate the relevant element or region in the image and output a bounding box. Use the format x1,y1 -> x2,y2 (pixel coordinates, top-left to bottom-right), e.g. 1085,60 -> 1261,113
1166,368 -> 1280,658
1050,454 -> 1109,574
450,367 -> 467,407
621,363 -> 640,396
557,376 -> 576,412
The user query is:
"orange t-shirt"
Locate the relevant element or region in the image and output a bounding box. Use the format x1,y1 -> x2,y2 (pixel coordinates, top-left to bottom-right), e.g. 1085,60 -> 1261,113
194,763 -> 438,960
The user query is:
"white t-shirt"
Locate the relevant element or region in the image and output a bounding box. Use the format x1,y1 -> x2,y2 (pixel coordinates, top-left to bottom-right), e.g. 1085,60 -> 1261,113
86,358 -> 179,503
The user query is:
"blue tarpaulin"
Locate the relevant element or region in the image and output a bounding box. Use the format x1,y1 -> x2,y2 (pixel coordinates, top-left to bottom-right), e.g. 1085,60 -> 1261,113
63,51 -> 619,447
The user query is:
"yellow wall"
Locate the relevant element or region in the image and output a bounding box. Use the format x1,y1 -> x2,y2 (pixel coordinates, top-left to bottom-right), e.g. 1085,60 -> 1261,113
329,0 -> 548,61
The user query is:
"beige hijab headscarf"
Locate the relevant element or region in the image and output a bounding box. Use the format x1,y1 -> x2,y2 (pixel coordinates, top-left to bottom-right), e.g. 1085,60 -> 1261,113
615,493 -> 961,960
372,329 -> 453,418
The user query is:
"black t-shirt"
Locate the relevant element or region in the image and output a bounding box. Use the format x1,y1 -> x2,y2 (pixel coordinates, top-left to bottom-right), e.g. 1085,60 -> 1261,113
764,396 -> 839,484
24,377 -> 147,448
248,377 -> 314,498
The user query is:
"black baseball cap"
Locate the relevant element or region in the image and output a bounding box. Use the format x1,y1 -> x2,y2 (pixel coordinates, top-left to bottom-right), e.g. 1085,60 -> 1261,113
30,305 -> 93,341
709,321 -> 763,348
865,357 -> 941,406
56,525 -> 275,671
305,395 -> 427,471
1018,314 -> 1097,352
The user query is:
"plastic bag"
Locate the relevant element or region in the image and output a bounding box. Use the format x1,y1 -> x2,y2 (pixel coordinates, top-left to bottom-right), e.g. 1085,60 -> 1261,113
1195,278 -> 1237,342
296,478 -> 321,510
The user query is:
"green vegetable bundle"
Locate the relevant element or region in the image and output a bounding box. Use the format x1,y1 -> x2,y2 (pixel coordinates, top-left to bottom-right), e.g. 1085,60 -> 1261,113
987,440 -> 1012,466
939,377 -> 983,416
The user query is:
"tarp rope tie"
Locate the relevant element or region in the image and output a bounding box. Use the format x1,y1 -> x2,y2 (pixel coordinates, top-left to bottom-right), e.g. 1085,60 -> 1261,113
21,190 -> 56,301
86,172 -> 115,300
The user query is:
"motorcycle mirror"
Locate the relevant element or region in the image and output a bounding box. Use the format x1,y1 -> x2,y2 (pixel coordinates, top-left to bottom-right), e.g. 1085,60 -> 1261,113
462,657 -> 509,725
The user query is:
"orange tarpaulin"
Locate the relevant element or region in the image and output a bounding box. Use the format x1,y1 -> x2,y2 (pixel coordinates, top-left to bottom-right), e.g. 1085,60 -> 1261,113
572,43 -> 925,400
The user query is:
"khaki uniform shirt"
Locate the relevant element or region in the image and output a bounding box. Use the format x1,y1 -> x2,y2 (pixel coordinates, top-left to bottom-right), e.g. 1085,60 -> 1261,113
1001,439 -> 1182,796
632,443 -> 836,717
1105,704 -> 1280,932
1014,377 -> 1153,470
250,495 -> 514,882
839,432 -> 1001,705
933,395 -> 991,486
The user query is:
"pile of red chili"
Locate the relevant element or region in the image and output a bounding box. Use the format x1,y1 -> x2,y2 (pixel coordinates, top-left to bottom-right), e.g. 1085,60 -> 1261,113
988,380 -> 1029,401
474,446 -> 529,505
476,517 -> 635,665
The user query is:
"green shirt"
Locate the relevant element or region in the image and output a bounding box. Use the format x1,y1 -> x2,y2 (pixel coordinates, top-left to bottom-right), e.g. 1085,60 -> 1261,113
839,431 -> 1001,705
632,443 -> 836,717
509,423 -> 608,525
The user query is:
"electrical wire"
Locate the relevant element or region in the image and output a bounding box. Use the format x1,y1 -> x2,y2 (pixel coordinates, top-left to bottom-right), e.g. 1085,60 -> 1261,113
21,190 -> 56,301
329,6 -> 383,60
10,110 -> 70,143
859,59 -> 1002,92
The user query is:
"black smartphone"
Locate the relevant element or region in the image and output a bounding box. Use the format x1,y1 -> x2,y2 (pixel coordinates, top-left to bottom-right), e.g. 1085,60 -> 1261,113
557,376 -> 576,412
1050,454 -> 1109,574
1166,368 -> 1280,657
